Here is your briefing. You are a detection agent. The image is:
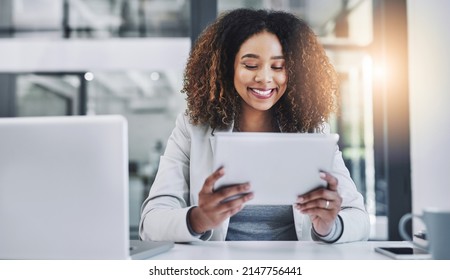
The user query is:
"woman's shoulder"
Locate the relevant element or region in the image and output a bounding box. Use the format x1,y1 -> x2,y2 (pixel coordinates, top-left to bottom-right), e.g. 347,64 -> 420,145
310,122 -> 331,134
175,112 -> 212,137
319,122 -> 331,134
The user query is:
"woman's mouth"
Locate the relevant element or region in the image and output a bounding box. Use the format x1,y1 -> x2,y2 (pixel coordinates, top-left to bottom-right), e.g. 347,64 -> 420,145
249,88 -> 275,99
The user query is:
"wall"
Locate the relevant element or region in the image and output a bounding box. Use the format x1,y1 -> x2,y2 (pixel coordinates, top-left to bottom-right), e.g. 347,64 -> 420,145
408,0 -> 450,224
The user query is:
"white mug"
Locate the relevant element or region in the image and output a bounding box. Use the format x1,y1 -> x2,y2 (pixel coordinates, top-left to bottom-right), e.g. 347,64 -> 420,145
399,208 -> 450,260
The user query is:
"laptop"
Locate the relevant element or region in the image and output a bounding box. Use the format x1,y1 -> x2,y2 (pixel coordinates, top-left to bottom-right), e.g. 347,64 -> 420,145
213,132 -> 339,205
0,115 -> 173,259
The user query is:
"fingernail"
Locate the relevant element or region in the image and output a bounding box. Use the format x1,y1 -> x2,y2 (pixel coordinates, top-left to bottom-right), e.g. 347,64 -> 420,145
297,197 -> 304,202
247,193 -> 254,200
319,172 -> 326,179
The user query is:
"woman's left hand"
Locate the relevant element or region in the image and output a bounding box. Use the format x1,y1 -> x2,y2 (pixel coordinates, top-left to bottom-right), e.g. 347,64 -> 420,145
295,172 -> 342,236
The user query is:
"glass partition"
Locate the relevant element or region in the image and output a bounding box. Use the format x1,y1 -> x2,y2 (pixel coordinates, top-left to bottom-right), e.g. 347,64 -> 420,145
4,0 -> 190,38
16,74 -> 79,116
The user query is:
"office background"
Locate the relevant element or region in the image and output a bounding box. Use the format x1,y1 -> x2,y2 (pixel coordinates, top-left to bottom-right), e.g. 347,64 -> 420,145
0,0 -> 448,241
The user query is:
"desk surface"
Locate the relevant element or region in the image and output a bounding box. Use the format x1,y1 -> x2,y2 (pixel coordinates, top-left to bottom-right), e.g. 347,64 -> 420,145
150,241 -> 409,260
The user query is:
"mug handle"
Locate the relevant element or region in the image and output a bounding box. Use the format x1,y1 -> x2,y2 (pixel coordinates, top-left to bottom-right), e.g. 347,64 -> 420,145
398,213 -> 428,250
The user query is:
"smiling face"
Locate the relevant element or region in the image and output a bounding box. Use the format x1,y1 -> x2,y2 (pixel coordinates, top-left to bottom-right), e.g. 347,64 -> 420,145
233,30 -> 287,116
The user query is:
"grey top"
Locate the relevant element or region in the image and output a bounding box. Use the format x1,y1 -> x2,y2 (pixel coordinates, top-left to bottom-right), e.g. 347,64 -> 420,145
225,205 -> 297,241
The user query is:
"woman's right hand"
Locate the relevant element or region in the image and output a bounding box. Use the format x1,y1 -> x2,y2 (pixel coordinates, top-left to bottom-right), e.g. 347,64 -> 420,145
189,167 -> 253,234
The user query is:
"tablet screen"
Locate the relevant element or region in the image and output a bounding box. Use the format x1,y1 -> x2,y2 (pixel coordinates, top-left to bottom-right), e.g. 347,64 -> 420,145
213,132 -> 339,205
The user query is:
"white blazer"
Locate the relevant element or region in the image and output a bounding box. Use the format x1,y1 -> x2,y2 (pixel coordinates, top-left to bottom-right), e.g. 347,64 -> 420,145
139,113 -> 370,243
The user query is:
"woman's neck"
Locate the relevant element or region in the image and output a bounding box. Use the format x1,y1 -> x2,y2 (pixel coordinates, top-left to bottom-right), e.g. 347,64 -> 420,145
237,107 -> 278,133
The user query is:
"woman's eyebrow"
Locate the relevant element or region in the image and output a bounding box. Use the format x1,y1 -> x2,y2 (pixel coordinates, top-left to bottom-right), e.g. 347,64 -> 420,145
241,53 -> 259,59
271,55 -> 284,60
241,54 -> 285,60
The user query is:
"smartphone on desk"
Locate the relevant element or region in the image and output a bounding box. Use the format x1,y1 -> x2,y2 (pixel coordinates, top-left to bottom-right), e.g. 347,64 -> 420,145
374,247 -> 431,260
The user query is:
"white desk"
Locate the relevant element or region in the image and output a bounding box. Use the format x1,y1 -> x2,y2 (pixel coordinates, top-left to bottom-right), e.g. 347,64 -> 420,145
150,241 -> 408,260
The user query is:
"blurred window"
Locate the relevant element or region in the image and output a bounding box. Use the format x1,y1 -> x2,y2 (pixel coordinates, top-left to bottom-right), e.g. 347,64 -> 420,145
2,0 -> 190,38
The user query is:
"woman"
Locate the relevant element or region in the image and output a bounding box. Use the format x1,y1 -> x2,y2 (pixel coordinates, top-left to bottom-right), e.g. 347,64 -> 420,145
139,9 -> 370,243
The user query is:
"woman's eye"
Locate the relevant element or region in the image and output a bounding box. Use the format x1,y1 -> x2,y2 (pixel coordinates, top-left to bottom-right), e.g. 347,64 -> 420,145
272,66 -> 284,70
244,64 -> 258,69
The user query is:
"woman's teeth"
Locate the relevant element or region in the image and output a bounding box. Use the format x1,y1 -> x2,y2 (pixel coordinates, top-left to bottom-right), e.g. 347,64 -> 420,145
252,89 -> 272,96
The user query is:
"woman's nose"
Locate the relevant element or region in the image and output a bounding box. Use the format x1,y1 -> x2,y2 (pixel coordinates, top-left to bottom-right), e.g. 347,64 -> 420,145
254,67 -> 273,83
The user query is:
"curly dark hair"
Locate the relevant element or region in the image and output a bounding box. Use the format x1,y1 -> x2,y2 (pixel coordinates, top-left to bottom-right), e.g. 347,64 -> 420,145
182,8 -> 338,132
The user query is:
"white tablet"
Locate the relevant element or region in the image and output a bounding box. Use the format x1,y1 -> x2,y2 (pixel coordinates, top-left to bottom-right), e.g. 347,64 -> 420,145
213,132 -> 339,205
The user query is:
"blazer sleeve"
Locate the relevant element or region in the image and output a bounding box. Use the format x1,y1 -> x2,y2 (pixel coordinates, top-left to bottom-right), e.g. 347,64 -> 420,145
330,147 -> 371,243
139,114 -> 207,242
311,123 -> 370,243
